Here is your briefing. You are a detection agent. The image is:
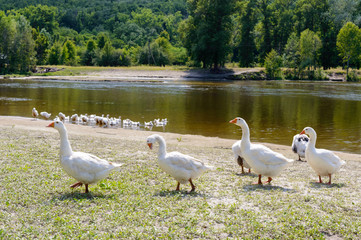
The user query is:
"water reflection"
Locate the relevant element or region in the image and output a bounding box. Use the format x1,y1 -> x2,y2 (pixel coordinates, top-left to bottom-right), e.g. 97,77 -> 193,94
0,79 -> 360,154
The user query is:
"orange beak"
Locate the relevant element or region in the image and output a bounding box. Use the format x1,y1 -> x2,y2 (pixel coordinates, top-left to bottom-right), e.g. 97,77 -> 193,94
300,130 -> 305,135
147,143 -> 153,149
47,122 -> 54,128
229,118 -> 237,124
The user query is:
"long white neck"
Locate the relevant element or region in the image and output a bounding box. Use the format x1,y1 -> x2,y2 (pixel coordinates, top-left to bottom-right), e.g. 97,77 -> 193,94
58,128 -> 73,157
239,121 -> 251,150
307,130 -> 317,149
155,135 -> 167,158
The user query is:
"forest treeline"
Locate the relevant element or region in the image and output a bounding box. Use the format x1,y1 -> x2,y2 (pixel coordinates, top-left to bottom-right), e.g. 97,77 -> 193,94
1,0 -> 361,80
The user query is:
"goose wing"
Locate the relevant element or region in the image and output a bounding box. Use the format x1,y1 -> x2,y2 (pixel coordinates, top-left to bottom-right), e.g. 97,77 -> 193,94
249,143 -> 292,165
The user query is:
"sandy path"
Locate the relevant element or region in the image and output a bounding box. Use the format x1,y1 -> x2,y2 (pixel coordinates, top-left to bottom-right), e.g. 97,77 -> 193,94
1,116 -> 359,162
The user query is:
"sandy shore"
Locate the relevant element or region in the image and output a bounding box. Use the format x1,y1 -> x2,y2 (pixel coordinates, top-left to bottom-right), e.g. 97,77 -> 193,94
1,116 -> 359,162
2,68 -> 263,81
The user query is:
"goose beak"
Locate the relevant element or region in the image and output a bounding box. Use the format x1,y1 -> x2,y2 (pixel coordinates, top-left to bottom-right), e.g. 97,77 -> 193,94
47,122 -> 54,128
300,130 -> 305,135
229,118 -> 237,124
147,143 -> 153,149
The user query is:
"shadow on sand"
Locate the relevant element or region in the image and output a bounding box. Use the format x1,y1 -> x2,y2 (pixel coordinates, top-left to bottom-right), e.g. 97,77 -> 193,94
243,183 -> 296,193
52,191 -> 115,201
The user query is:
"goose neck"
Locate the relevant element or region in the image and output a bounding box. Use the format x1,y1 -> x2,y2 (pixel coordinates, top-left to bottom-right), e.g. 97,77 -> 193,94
240,122 -> 251,149
156,136 -> 167,158
59,129 -> 73,157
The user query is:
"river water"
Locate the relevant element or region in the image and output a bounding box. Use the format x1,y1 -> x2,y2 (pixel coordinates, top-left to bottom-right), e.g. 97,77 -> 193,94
0,79 -> 360,154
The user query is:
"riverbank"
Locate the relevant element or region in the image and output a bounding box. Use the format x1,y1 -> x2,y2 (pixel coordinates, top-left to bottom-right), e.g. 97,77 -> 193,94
1,116 -> 360,239
1,66 -> 354,82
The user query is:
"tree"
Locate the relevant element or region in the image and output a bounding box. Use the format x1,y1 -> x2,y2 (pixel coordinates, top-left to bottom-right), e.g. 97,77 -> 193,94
48,42 -> 62,65
336,22 -> 361,79
18,4 -> 58,33
238,0 -> 257,67
0,12 -> 36,73
299,29 -> 322,70
61,40 -> 78,65
182,0 -> 235,70
264,49 -> 283,79
283,32 -> 300,69
82,39 -> 97,65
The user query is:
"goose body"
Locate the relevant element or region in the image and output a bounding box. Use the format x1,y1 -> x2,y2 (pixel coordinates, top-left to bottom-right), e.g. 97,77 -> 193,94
47,120 -> 122,193
230,117 -> 293,184
146,134 -> 212,192
232,140 -> 251,174
40,111 -> 51,119
32,108 -> 39,119
291,134 -> 309,161
300,127 -> 345,184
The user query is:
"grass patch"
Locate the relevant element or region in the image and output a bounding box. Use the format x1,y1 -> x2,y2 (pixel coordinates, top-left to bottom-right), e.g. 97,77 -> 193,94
0,127 -> 360,238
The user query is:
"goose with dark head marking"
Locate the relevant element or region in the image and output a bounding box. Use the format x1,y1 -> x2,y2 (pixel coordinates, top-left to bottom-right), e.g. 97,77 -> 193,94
291,134 -> 309,161
229,117 -> 293,185
300,127 -> 345,184
47,120 -> 122,193
146,134 -> 213,192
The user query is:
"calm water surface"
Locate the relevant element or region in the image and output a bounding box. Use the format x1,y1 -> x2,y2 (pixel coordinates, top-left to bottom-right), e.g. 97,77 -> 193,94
0,79 -> 360,154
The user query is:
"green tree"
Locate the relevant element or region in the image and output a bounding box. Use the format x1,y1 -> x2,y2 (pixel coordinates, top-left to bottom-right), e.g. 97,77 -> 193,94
61,40 -> 78,65
82,39 -> 97,65
48,42 -> 62,65
182,0 -> 235,70
299,29 -> 322,70
238,0 -> 257,67
283,32 -> 300,70
34,29 -> 51,65
336,22 -> 361,80
0,13 -> 35,73
264,49 -> 283,79
17,5 -> 58,33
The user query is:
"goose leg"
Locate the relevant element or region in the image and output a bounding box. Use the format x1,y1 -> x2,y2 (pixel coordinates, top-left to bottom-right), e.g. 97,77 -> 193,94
254,175 -> 263,185
248,168 -> 251,173
237,156 -> 245,174
189,179 -> 195,192
70,182 -> 83,189
318,176 -> 323,183
176,182 -> 180,191
328,174 -> 332,185
264,177 -> 272,184
85,184 -> 89,193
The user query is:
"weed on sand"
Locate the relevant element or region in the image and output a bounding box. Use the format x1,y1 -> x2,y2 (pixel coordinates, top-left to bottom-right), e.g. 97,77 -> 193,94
0,127 -> 360,239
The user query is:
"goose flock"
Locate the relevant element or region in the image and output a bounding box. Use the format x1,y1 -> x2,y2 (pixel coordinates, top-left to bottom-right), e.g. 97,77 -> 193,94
34,106 -> 345,193
32,107 -> 168,130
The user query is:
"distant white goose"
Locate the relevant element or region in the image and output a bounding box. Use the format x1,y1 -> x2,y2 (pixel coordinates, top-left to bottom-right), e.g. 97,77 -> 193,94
47,120 -> 122,193
40,111 -> 51,119
70,114 -> 78,122
58,112 -> 66,122
230,117 -> 293,185
232,140 -> 251,174
146,134 -> 213,192
291,134 -> 309,161
32,108 -> 39,119
300,127 -> 345,184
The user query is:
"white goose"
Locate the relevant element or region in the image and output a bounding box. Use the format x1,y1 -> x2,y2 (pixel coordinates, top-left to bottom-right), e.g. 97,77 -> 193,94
300,127 -> 345,184
32,107 -> 39,119
146,134 -> 213,192
230,117 -> 293,185
232,140 -> 251,174
47,120 -> 122,193
40,111 -> 51,119
58,112 -> 66,122
291,134 -> 309,161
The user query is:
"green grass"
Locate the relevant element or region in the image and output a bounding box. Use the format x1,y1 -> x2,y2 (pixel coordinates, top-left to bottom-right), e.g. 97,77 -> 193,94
0,127 -> 360,239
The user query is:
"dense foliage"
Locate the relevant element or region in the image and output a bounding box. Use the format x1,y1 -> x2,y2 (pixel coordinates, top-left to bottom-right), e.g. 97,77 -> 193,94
1,0 -> 361,76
